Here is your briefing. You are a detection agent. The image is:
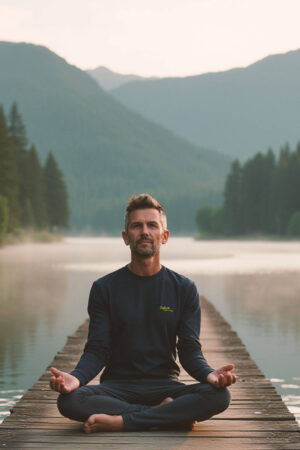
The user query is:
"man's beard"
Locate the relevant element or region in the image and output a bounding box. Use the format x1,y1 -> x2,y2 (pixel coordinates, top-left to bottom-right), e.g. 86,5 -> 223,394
130,237 -> 157,257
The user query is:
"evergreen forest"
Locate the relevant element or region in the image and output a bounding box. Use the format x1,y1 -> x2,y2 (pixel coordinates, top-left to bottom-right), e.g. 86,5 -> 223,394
0,103 -> 69,244
196,144 -> 300,237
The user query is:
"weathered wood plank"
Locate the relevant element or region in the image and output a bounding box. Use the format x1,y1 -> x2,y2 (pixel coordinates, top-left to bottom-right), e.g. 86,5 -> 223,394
0,296 -> 299,449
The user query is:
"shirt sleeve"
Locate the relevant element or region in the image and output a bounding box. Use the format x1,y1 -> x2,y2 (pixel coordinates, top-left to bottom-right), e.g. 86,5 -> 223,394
177,282 -> 214,383
70,281 -> 111,386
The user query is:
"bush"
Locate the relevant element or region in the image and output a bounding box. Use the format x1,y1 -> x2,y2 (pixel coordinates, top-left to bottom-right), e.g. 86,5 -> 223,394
195,206 -> 224,235
195,206 -> 214,233
286,211 -> 300,237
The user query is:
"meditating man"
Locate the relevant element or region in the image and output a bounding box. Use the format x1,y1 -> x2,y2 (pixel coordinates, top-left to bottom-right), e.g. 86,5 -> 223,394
50,193 -> 236,433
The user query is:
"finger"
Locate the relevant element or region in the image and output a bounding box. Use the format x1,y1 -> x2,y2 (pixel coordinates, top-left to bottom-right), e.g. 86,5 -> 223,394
50,376 -> 61,391
56,381 -> 65,393
225,374 -> 232,387
50,367 -> 62,377
221,374 -> 228,387
220,364 -> 235,373
218,374 -> 225,388
226,374 -> 237,387
56,378 -> 65,391
223,374 -> 231,388
52,376 -> 65,393
49,377 -> 55,390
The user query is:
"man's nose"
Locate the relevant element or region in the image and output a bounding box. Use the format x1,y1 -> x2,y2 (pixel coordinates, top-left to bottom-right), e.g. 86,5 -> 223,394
141,224 -> 149,235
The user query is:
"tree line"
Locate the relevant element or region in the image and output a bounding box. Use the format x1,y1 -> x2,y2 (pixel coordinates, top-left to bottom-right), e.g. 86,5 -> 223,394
0,103 -> 69,243
196,144 -> 300,237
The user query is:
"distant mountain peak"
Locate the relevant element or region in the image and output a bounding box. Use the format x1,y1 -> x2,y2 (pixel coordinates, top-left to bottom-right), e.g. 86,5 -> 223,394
86,65 -> 158,90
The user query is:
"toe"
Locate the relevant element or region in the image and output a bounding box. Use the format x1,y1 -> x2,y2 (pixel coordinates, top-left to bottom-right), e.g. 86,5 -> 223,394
83,424 -> 90,433
87,414 -> 96,425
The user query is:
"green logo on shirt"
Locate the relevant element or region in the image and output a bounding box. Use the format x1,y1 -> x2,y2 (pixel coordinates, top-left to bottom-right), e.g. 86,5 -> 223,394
160,305 -> 174,312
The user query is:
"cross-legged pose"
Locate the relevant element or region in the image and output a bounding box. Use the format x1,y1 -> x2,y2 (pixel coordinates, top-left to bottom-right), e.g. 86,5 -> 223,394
50,194 -> 236,433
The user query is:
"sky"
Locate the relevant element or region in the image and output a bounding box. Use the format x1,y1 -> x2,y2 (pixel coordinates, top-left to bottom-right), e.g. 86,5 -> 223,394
1,0 -> 300,77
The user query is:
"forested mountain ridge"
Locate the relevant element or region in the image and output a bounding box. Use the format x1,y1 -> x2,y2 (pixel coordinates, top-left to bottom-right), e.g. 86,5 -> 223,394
111,49 -> 300,160
0,41 -> 230,233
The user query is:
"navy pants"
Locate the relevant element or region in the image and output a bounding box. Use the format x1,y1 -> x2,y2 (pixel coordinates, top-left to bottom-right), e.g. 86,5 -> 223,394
57,378 -> 230,431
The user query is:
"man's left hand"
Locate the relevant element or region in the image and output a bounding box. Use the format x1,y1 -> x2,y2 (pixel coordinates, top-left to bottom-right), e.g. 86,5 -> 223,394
206,364 -> 237,388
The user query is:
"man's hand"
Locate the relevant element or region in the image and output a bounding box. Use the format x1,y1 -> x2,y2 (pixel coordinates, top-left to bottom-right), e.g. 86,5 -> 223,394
206,364 -> 237,388
49,367 -> 80,394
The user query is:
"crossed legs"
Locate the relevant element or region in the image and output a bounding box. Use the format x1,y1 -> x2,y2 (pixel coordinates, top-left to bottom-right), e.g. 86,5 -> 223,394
57,379 -> 230,432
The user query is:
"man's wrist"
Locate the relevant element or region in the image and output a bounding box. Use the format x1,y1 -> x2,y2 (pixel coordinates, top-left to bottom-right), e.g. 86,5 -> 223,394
70,370 -> 85,387
72,375 -> 81,387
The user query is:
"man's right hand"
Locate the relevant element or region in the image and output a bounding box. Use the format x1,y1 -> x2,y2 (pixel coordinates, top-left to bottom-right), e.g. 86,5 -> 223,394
49,367 -> 80,394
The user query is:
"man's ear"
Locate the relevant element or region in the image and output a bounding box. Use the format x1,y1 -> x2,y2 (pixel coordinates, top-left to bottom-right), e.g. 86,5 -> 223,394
122,230 -> 129,245
162,229 -> 170,245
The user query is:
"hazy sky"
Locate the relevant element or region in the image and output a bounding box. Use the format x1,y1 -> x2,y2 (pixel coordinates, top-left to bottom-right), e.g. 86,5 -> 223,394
1,0 -> 300,77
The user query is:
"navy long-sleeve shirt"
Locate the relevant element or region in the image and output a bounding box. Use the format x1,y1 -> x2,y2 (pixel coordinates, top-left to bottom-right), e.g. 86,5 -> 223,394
71,265 -> 214,385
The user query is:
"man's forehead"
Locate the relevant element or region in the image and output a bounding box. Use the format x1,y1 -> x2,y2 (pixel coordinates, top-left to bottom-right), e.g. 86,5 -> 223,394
128,208 -> 161,222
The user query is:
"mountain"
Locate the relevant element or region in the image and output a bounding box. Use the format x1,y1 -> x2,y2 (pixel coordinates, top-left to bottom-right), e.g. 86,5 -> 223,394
86,66 -> 156,90
0,42 -> 230,233
112,49 -> 300,159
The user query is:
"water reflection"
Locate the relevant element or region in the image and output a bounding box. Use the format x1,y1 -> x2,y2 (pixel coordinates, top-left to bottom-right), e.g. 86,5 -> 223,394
191,272 -> 300,423
0,238 -> 299,424
0,242 -> 96,422
0,258 -> 67,378
194,272 -> 300,338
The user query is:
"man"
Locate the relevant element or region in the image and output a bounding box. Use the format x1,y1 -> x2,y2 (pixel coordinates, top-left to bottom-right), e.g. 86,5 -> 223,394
50,194 -> 236,433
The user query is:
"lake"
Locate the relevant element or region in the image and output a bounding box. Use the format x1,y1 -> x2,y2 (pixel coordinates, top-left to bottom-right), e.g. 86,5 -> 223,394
0,237 -> 299,423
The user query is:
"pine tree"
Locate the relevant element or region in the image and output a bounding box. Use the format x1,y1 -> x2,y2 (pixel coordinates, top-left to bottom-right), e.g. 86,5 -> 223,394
44,152 -> 69,231
0,107 -> 20,230
0,195 -> 9,243
272,144 -> 293,234
263,149 -> 276,233
195,206 -> 214,234
241,151 -> 276,234
223,160 -> 242,235
27,145 -> 47,229
285,145 -> 300,225
8,103 -> 28,225
286,211 -> 300,237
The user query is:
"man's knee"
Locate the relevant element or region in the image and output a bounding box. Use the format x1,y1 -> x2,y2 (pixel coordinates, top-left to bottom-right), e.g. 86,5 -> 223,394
213,387 -> 231,414
193,384 -> 231,418
57,391 -> 82,421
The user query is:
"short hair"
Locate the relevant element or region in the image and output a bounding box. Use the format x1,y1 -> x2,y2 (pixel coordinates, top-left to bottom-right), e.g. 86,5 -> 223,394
125,194 -> 167,230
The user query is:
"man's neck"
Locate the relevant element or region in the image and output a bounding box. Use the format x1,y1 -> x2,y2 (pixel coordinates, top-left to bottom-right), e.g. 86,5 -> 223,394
127,256 -> 161,277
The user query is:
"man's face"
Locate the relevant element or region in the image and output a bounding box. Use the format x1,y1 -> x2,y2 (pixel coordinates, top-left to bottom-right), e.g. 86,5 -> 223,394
122,208 -> 169,258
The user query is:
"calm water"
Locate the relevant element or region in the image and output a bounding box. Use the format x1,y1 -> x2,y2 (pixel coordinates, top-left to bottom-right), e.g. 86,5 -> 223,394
0,237 -> 299,423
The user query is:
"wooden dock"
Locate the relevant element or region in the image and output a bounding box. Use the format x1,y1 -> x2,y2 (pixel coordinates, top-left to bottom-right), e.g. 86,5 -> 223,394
0,297 -> 299,449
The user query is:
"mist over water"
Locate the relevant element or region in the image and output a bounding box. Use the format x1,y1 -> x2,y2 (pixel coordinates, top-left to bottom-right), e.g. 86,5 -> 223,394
0,238 -> 299,423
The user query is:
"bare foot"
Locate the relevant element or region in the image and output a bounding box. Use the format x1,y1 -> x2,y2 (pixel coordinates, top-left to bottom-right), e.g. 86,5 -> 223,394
153,397 -> 173,407
83,414 -> 125,433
